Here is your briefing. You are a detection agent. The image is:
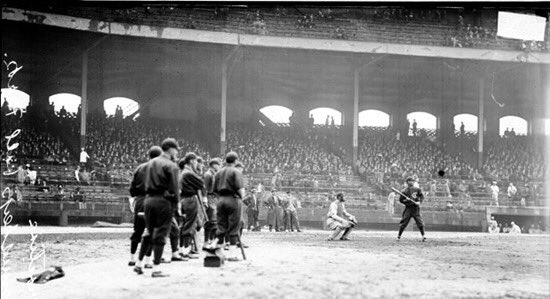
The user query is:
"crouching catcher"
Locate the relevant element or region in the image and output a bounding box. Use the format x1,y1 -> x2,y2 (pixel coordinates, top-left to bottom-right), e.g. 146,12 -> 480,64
326,193 -> 357,241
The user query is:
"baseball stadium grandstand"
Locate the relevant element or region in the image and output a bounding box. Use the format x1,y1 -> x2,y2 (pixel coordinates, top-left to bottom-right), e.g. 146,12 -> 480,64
1,3 -> 549,233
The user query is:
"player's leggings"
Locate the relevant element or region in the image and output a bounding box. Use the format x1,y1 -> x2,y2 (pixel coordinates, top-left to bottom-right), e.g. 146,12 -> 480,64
215,196 -> 242,245
398,206 -> 425,236
144,195 -> 173,265
180,196 -> 198,248
130,196 -> 146,254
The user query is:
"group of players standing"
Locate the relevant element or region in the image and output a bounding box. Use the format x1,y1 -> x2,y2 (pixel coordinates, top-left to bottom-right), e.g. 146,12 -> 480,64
127,138 -> 247,278
125,138 -> 427,278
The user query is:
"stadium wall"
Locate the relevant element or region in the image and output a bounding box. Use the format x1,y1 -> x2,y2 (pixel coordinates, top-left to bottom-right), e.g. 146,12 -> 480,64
4,201 -> 497,232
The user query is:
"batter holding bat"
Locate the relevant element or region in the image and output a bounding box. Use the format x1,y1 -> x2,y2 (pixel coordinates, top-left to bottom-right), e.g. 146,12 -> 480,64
395,176 -> 426,242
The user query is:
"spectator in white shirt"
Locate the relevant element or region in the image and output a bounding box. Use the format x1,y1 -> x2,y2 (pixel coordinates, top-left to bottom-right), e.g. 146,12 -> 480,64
80,147 -> 90,167
507,183 -> 517,200
27,166 -> 37,185
490,181 -> 500,206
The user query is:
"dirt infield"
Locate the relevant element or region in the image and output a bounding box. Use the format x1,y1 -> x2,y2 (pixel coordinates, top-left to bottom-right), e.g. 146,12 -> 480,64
1,229 -> 549,299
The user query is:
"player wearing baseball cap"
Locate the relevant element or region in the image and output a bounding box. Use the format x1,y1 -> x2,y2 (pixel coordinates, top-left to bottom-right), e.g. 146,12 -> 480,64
397,176 -> 426,241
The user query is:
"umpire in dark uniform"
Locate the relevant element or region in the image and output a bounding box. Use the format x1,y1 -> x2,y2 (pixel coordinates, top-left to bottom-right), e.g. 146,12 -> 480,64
397,176 -> 426,241
129,145 -> 162,269
205,151 -> 245,262
143,138 -> 180,278
179,152 -> 204,258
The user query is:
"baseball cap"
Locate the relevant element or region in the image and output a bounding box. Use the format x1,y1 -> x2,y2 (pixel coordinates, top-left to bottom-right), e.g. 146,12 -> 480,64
161,138 -> 179,151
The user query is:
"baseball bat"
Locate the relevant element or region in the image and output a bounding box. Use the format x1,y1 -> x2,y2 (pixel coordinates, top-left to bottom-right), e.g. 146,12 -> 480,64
196,191 -> 209,222
391,187 -> 419,205
237,233 -> 247,260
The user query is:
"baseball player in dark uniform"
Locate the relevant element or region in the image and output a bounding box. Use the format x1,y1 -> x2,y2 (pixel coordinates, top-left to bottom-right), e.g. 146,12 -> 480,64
179,152 -> 205,258
141,138 -> 180,278
204,151 -> 245,262
203,158 -> 222,243
163,158 -> 188,263
234,162 -> 249,249
129,145 -> 162,269
397,176 -> 426,241
195,156 -> 206,243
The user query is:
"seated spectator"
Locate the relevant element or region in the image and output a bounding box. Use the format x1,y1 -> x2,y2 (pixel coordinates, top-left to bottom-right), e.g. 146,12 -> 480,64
27,166 -> 37,185
16,165 -> 26,185
74,187 -> 84,202
55,185 -> 66,201
507,183 -> 517,200
12,185 -> 23,203
80,169 -> 91,185
40,180 -> 50,193
445,201 -> 455,212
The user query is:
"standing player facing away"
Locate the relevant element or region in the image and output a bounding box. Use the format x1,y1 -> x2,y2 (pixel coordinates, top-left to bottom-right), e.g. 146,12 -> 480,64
204,151 -> 246,262
129,145 -> 162,270
397,176 -> 426,242
203,158 -> 222,243
179,152 -> 204,259
143,138 -> 180,277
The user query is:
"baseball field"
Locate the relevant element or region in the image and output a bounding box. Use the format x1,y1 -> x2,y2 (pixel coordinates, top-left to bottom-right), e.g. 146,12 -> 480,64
1,227 -> 549,299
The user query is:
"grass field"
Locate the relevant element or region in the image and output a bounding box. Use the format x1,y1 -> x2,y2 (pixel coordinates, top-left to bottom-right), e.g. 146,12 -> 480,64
1,228 -> 549,299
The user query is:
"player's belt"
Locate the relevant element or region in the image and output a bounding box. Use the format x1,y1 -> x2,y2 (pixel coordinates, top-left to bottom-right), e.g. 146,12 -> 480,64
145,192 -> 164,196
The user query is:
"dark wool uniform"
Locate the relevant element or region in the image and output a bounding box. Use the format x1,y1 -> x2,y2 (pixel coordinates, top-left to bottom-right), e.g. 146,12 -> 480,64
129,162 -> 148,254
398,186 -> 425,236
214,165 -> 244,245
179,168 -> 204,248
144,153 -> 179,265
169,202 -> 181,254
203,168 -> 218,241
243,193 -> 259,231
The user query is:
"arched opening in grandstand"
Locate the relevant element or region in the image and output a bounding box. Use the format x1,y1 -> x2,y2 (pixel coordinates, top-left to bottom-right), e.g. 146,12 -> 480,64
358,109 -> 390,128
259,105 -> 293,124
309,107 -> 342,126
499,115 -> 528,136
453,113 -> 478,135
1,88 -> 30,111
103,97 -> 140,118
49,93 -> 81,116
406,111 -> 437,136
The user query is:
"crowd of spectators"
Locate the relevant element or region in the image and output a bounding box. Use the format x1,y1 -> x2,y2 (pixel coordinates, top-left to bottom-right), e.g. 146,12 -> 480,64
69,113 -> 211,184
448,16 -> 548,52
1,105 -> 73,166
482,136 -> 546,182
1,100 -> 546,210
226,124 -> 350,175
357,128 -> 475,182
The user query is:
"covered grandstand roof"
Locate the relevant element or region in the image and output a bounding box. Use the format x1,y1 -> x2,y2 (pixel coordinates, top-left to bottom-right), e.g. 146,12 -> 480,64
1,4 -> 548,121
